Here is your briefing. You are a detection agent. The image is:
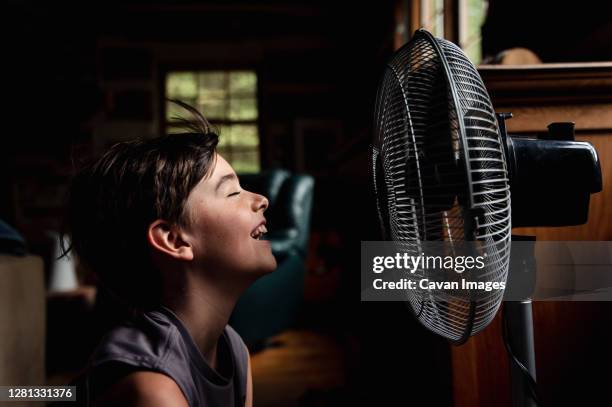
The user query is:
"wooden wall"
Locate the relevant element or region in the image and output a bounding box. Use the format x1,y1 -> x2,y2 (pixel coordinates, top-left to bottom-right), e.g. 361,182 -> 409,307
450,63 -> 612,406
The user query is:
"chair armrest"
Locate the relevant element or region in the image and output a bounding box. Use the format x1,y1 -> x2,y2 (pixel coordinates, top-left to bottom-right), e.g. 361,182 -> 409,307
270,175 -> 314,254
267,228 -> 299,258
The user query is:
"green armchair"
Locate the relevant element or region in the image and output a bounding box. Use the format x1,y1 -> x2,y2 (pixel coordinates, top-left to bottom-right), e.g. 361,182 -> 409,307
230,169 -> 314,348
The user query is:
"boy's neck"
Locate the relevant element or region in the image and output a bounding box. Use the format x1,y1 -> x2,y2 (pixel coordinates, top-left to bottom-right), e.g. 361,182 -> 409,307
163,274 -> 247,370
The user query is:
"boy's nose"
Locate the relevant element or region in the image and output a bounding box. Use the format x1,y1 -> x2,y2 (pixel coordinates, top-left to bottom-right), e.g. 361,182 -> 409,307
253,193 -> 269,212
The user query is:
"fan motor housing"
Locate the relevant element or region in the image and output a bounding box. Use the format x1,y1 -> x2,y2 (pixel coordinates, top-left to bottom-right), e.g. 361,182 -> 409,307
500,117 -> 602,227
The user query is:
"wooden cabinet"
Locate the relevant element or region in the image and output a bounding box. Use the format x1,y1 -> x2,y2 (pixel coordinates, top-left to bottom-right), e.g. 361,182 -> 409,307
0,255 -> 45,387
450,63 -> 612,407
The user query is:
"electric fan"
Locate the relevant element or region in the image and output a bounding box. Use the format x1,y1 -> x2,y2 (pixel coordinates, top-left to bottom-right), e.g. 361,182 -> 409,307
372,29 -> 602,405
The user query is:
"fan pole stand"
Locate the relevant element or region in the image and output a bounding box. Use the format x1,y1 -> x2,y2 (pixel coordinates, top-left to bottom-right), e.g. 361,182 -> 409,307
505,235 -> 538,407
505,301 -> 537,407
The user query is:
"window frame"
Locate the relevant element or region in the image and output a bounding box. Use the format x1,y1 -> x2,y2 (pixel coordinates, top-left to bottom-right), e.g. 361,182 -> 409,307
407,0 -> 459,45
160,65 -> 264,173
401,0 -> 487,64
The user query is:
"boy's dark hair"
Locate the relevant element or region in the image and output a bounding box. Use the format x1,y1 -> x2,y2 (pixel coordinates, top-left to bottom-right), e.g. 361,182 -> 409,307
61,101 -> 219,310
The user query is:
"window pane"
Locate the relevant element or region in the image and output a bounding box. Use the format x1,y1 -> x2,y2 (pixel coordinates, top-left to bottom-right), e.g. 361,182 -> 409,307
197,72 -> 229,119
166,72 -> 198,99
230,150 -> 260,174
199,72 -> 226,91
461,0 -> 487,64
216,125 -> 259,149
229,97 -> 258,120
422,0 -> 445,38
229,124 -> 259,147
230,71 -> 257,96
165,69 -> 260,174
166,98 -> 197,121
199,97 -> 227,120
217,124 -> 232,147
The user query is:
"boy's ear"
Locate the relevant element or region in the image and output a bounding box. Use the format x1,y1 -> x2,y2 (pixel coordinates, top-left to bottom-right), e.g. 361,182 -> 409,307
147,220 -> 194,261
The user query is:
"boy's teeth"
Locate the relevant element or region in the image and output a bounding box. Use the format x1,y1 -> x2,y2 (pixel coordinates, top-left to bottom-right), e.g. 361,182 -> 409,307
251,224 -> 267,239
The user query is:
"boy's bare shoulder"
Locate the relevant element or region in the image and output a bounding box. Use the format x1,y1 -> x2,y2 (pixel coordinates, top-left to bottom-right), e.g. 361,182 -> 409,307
94,371 -> 188,407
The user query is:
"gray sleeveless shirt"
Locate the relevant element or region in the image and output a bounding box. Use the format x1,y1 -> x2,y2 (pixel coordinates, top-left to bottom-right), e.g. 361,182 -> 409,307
84,307 -> 249,407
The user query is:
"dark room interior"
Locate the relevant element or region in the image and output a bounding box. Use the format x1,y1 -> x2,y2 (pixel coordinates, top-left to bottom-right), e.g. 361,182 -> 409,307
2,1 -> 612,406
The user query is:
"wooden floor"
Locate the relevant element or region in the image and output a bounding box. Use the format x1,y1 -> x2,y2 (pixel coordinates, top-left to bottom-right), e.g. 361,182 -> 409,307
251,330 -> 349,407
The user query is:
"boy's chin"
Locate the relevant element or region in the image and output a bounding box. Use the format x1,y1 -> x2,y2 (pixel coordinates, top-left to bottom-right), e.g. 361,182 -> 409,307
258,257 -> 278,275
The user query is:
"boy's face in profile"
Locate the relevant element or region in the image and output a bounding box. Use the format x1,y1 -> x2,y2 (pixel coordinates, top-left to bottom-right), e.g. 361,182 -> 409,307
181,154 -> 277,278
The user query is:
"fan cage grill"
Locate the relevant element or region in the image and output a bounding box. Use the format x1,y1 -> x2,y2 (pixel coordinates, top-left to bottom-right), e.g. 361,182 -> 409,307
373,30 -> 511,342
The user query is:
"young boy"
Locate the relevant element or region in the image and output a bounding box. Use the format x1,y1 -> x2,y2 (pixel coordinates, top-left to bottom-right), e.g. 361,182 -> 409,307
62,101 -> 276,406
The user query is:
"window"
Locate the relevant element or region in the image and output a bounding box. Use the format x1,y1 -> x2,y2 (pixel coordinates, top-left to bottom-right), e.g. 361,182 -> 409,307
409,0 -> 488,64
459,0 -> 488,64
165,70 -> 260,173
421,0 -> 446,39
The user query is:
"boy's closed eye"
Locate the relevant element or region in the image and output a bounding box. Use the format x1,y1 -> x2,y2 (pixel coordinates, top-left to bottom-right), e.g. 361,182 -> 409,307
228,191 -> 241,197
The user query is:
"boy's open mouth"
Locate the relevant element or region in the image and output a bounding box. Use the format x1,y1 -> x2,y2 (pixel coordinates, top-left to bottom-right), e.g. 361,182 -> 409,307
251,223 -> 268,240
